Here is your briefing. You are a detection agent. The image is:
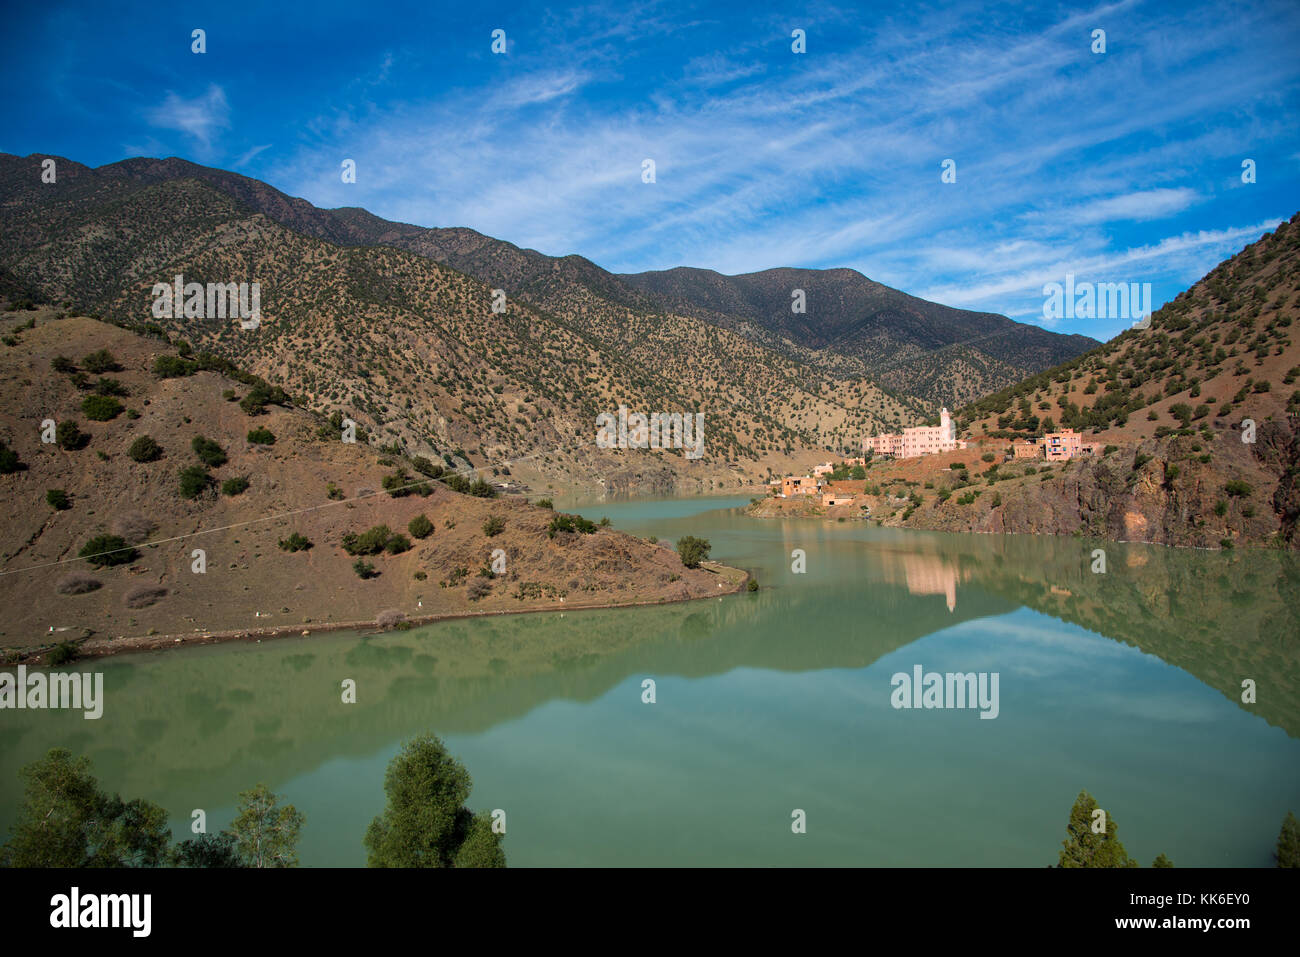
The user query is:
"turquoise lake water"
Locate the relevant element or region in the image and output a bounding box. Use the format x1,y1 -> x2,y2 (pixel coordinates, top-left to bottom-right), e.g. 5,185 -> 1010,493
3,494 -> 1297,866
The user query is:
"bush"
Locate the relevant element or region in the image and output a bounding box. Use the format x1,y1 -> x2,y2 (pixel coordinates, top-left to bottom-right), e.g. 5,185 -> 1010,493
467,577 -> 492,601
482,516 -> 505,537
676,535 -> 711,568
536,498 -> 554,509
221,476 -> 250,496
112,512 -> 155,543
127,435 -> 162,462
411,456 -> 443,479
342,524 -> 396,556
326,482 -> 344,500
239,382 -> 286,415
191,436 -> 227,467
384,534 -> 412,555
79,534 -> 136,567
179,465 -> 213,499
278,532 -> 313,552
153,354 -> 196,378
1224,479 -> 1252,498
46,489 -> 70,510
56,573 -> 102,595
124,585 -> 168,609
47,642 -> 79,666
383,471 -> 416,497
0,440 -> 22,473
94,377 -> 128,397
56,421 -> 88,450
981,452 -> 996,462
247,427 -> 276,445
50,356 -> 76,373
469,478 -> 497,498
547,513 -> 597,538
376,609 -> 406,630
80,395 -> 123,421
353,559 -> 378,579
408,514 -> 434,539
81,349 -> 119,373
746,579 -> 759,592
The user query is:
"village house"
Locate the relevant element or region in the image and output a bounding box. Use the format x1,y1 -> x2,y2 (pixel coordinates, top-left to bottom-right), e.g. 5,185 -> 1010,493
1043,428 -> 1084,461
863,407 -> 967,459
812,463 -> 835,477
1011,440 -> 1042,459
780,476 -> 822,497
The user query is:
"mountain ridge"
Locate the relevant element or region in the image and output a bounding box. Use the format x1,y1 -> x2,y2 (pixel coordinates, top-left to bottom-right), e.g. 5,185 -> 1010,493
1,152 -> 1097,409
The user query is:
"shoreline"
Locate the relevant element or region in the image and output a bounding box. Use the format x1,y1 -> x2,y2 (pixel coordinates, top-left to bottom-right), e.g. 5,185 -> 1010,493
740,498 -> 1269,551
12,561 -> 752,666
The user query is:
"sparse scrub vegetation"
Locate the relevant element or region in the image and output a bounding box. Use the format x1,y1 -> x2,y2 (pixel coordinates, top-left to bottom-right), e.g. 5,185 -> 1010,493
79,534 -> 135,567
56,573 -> 101,595
124,585 -> 168,609
278,532 -> 313,552
127,435 -> 162,462
191,436 -> 227,467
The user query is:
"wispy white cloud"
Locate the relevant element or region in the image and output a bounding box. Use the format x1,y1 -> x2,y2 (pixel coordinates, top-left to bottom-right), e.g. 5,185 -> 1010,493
145,85 -> 230,156
234,143 -> 272,167
251,0 -> 1299,332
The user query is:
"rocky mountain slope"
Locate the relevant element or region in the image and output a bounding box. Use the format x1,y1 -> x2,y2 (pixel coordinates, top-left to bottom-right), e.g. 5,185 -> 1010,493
0,153 -> 1094,424
751,216 -> 1300,549
620,265 -> 1098,406
0,153 -> 928,494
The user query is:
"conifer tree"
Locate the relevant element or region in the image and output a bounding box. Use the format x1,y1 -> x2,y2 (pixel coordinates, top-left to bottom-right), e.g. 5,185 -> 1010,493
1276,811 -> 1299,867
1058,790 -> 1136,868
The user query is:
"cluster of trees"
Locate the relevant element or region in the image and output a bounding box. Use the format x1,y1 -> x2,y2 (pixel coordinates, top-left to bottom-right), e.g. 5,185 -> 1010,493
1056,790 -> 1298,868
2,735 -> 505,869
0,750 -> 301,868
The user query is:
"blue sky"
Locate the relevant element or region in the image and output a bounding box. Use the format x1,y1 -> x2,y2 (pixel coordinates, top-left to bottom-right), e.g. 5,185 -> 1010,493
2,0 -> 1298,341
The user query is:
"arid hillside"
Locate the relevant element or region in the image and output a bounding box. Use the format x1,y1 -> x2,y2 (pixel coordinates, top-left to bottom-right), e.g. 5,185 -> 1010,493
750,217 -> 1300,549
0,153 -> 927,495
0,311 -> 747,658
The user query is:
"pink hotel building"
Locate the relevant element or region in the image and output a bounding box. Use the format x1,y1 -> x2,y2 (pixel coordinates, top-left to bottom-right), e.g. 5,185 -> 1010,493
863,408 -> 967,459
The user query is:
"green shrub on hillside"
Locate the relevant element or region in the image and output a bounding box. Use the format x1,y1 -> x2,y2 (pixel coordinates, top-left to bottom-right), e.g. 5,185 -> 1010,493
81,394 -> 123,421
127,435 -> 162,462
179,465 -> 213,499
79,534 -> 136,567
191,436 -> 227,467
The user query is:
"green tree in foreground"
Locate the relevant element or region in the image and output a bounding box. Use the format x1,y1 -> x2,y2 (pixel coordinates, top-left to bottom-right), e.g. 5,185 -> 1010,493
1057,790 -> 1172,867
676,535 -> 711,569
172,831 -> 242,868
1277,811 -> 1299,867
364,733 -> 505,868
230,784 -> 304,868
1,749 -> 170,867
1058,790 -> 1136,868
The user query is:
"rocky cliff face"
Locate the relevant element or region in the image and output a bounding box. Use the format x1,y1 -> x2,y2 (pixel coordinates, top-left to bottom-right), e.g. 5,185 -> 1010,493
747,416 -> 1300,550
898,420 -> 1299,548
